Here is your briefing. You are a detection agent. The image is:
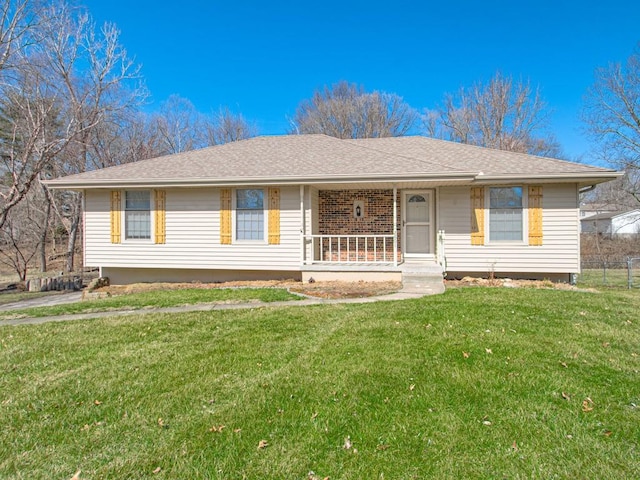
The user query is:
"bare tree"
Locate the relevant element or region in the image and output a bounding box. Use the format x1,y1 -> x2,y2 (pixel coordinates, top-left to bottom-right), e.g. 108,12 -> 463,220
427,72 -> 562,157
0,71 -> 67,230
0,0 -> 64,230
153,95 -> 207,154
206,107 -> 256,145
291,81 -> 418,139
37,1 -> 146,271
0,0 -> 32,74
583,45 -> 640,203
0,183 -> 48,281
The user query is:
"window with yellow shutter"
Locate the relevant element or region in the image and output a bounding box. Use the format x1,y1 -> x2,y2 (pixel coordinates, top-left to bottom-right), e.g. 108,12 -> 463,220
489,187 -> 523,242
528,186 -> 543,246
110,191 -> 121,244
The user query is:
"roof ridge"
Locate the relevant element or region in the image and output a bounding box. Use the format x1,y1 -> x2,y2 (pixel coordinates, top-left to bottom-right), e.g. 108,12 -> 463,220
344,136 -> 475,173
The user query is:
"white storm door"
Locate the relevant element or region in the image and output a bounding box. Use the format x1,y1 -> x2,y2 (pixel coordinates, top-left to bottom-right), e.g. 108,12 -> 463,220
403,191 -> 434,258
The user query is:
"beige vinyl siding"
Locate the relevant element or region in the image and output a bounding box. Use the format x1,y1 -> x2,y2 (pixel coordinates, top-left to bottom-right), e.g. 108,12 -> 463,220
85,187 -> 302,271
439,184 -> 580,274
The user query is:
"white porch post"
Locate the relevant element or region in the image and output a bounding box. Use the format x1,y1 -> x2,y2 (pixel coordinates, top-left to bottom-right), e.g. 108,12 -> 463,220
393,185 -> 398,267
300,185 -> 305,265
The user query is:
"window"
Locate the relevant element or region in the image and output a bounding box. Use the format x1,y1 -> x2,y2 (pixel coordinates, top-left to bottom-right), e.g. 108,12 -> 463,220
125,190 -> 151,239
236,189 -> 264,240
489,187 -> 523,241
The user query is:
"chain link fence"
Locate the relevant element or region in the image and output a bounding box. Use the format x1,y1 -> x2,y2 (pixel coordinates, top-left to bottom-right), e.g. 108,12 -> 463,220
579,257 -> 640,288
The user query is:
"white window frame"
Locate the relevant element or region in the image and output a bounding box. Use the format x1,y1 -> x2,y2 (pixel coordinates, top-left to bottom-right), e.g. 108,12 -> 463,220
233,188 -> 267,243
486,186 -> 528,244
123,190 -> 153,242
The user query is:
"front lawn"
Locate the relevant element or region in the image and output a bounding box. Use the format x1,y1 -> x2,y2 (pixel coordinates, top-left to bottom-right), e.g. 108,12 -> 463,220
0,288 -> 638,478
0,287 -> 300,320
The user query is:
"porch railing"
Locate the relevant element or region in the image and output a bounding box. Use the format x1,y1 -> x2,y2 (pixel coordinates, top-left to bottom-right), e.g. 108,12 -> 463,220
303,234 -> 396,265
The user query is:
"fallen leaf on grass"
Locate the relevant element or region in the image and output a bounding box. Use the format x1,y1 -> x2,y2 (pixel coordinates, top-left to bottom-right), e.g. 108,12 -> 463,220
562,392 -> 571,401
582,398 -> 594,412
559,361 -> 568,368
233,428 -> 242,433
603,430 -> 613,437
209,425 -> 225,433
257,439 -> 268,450
311,412 -> 318,420
485,348 -> 493,354
93,400 -> 102,406
602,342 -> 610,348
376,444 -> 390,451
152,467 -> 161,474
511,441 -> 518,451
343,436 -> 352,449
306,473 -> 330,480
70,470 -> 81,480
158,418 -> 169,428
409,384 -> 415,391
463,352 -> 470,359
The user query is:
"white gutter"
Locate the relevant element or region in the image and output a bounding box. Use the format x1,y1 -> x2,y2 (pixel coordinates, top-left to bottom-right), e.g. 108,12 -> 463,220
43,172 -> 479,190
44,169 -> 623,190
474,172 -> 622,183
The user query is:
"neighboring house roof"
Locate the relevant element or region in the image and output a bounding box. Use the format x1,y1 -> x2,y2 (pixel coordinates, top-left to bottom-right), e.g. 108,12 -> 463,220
580,202 -> 619,211
582,211 -> 620,221
582,209 -> 640,222
44,134 -> 622,189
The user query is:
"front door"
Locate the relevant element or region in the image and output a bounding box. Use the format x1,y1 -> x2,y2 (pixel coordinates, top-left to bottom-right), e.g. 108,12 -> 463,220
403,191 -> 434,258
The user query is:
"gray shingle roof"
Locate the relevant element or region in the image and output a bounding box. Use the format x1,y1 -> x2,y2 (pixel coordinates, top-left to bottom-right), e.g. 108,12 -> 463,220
45,134 -> 620,188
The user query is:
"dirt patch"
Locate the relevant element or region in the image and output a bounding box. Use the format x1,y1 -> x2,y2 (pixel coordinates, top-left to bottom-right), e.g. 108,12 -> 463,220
445,276 -> 597,292
93,277 -> 593,301
96,280 -> 404,300
289,281 -> 402,299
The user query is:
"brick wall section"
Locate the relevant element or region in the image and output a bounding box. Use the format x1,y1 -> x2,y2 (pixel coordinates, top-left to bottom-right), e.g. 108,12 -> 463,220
318,189 -> 401,261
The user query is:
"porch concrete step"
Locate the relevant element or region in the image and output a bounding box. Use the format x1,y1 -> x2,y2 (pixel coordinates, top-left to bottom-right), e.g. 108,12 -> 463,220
401,262 -> 445,295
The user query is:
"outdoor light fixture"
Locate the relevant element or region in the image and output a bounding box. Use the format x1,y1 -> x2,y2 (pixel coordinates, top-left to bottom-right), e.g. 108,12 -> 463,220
354,200 -> 364,218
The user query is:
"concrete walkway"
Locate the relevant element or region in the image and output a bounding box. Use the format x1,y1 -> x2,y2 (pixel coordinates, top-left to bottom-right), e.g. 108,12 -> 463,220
0,290 -> 427,327
0,291 -> 83,311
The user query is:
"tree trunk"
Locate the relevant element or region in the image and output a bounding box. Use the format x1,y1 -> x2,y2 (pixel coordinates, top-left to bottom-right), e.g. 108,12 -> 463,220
65,193 -> 82,272
38,183 -> 52,272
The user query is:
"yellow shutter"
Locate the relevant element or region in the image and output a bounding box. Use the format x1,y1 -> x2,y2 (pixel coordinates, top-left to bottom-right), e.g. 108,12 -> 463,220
528,186 -> 543,246
268,187 -> 280,244
154,189 -> 166,244
470,187 -> 485,246
110,190 -> 121,244
220,188 -> 232,245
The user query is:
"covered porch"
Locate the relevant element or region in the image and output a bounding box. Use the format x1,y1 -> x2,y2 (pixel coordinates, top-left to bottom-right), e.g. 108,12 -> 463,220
298,184 -> 447,287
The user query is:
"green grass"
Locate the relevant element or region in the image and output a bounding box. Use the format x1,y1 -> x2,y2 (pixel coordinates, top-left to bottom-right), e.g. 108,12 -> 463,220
1,287 -> 639,479
0,288 -> 301,320
578,268 -> 640,289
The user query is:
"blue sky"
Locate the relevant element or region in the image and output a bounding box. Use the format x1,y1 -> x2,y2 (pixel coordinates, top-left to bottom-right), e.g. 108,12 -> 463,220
83,0 -> 639,163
